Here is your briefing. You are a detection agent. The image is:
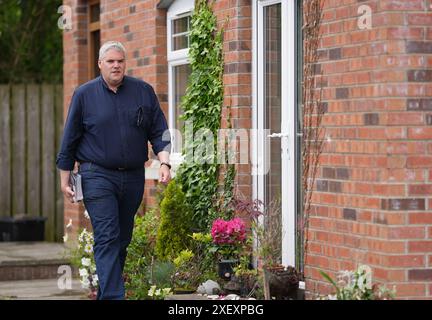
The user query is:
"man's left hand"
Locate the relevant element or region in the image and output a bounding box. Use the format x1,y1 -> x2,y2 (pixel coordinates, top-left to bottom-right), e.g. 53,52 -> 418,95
159,165 -> 171,185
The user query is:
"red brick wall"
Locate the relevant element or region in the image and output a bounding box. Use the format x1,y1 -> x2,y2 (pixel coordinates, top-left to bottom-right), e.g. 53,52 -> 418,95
306,0 -> 432,299
214,0 -> 253,199
63,0 -> 92,237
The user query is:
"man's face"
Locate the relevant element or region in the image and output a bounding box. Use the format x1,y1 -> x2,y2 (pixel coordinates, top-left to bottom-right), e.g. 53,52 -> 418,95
98,48 -> 126,86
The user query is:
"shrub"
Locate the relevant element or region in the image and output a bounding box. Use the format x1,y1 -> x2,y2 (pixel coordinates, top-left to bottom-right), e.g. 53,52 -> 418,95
155,179 -> 193,260
190,232 -> 219,283
171,250 -> 198,291
124,208 -> 160,299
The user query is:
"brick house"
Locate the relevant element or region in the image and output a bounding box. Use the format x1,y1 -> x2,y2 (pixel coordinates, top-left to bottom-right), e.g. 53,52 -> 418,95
62,0 -> 432,299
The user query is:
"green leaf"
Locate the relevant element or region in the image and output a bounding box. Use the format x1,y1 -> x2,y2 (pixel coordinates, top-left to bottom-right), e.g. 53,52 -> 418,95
319,270 -> 339,289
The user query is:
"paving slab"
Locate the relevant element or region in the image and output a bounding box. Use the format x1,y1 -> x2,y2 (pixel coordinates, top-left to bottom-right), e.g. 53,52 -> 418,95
0,278 -> 89,300
0,242 -> 72,266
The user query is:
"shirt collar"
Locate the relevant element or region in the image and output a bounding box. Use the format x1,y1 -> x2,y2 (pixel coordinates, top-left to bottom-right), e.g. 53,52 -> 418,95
100,75 -> 125,93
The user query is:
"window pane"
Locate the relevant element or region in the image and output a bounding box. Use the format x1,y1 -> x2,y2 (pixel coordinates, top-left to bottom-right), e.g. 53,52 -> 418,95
90,3 -> 100,23
173,35 -> 189,51
173,16 -> 189,34
92,30 -> 100,78
171,16 -> 190,51
173,64 -> 191,152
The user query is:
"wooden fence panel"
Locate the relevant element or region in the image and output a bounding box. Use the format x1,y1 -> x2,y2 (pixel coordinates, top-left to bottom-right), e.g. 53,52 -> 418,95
12,85 -> 26,215
0,84 -> 63,241
41,85 -> 56,242
55,84 -> 64,242
26,85 -> 41,219
0,85 -> 11,217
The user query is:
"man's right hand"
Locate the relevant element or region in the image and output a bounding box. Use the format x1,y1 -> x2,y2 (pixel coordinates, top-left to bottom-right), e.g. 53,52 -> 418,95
60,170 -> 76,203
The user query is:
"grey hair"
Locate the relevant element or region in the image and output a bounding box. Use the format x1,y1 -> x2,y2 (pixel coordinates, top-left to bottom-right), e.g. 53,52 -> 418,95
98,41 -> 126,60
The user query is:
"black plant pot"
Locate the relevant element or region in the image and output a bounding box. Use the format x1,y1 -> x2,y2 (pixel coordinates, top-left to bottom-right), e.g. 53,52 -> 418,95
218,259 -> 238,281
0,216 -> 47,241
266,268 -> 300,300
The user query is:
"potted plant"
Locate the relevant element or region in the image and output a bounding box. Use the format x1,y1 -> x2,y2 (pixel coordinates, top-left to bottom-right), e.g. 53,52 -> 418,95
233,254 -> 258,297
210,217 -> 247,281
265,265 -> 300,300
0,214 -> 47,241
234,198 -> 301,300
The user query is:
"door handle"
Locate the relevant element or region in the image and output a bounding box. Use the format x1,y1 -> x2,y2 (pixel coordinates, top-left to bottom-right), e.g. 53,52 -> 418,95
267,132 -> 290,159
267,132 -> 289,138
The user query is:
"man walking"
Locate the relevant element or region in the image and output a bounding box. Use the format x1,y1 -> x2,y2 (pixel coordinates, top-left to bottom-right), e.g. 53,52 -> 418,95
56,41 -> 171,299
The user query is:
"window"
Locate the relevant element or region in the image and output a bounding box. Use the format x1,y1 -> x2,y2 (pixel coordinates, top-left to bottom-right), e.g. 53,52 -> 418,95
88,0 -> 100,80
167,0 -> 194,157
171,15 -> 191,51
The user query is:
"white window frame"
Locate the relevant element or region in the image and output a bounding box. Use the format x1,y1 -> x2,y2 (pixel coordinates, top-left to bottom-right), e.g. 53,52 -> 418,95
167,0 -> 194,168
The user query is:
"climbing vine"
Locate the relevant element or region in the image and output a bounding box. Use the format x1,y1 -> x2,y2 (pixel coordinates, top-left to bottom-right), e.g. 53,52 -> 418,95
299,0 -> 325,275
175,0 -> 225,231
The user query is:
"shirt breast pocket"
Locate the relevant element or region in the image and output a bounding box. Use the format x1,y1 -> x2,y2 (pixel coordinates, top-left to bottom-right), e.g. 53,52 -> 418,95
129,107 -> 153,132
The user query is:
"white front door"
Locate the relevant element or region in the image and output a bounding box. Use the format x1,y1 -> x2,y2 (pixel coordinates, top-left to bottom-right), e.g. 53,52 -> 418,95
253,0 -> 297,267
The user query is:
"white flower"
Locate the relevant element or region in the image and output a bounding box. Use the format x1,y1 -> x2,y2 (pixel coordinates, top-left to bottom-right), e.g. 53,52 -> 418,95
81,258 -> 91,267
155,289 -> 161,296
79,268 -> 88,277
84,243 -> 93,254
78,229 -> 87,243
66,219 -> 73,229
81,277 -> 90,289
148,285 -> 157,297
162,288 -> 172,296
63,234 -> 68,243
90,264 -> 97,273
91,275 -> 99,287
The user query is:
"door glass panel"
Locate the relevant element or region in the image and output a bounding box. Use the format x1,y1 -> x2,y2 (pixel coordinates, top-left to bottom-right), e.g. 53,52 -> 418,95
264,3 -> 282,265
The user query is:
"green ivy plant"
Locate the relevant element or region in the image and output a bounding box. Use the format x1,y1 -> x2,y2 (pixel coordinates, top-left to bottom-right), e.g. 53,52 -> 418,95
175,0 -> 225,231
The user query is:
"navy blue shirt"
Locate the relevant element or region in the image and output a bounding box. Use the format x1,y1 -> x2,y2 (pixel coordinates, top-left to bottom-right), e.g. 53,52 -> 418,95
56,76 -> 171,171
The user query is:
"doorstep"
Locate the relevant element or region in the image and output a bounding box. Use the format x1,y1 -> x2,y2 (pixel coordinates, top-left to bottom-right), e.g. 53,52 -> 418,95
0,242 -> 74,281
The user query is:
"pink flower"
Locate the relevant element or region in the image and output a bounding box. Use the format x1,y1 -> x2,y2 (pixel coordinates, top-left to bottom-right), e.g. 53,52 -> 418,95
211,218 -> 246,246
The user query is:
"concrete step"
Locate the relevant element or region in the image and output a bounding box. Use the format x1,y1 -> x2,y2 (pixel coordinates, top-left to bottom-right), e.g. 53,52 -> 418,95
0,278 -> 88,300
0,242 -> 74,281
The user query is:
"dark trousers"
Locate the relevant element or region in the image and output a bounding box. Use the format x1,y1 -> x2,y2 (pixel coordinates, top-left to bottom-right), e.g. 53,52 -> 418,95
80,162 -> 144,300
